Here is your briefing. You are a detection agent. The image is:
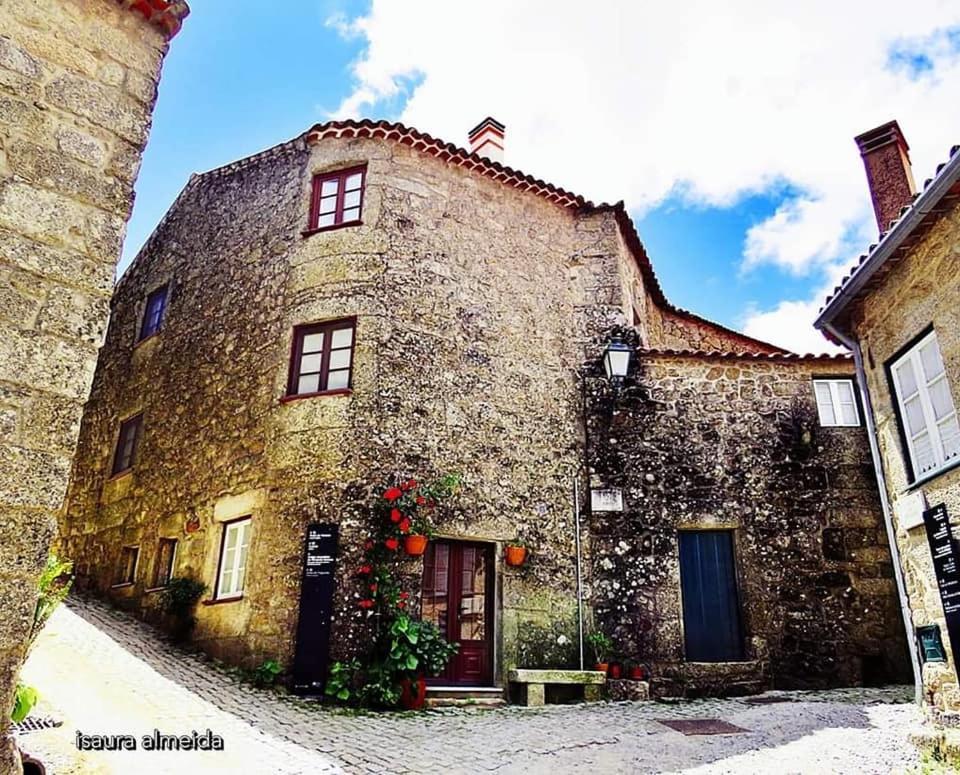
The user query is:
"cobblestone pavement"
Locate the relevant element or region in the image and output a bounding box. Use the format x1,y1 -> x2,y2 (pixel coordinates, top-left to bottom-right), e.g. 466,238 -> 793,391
19,596 -> 923,774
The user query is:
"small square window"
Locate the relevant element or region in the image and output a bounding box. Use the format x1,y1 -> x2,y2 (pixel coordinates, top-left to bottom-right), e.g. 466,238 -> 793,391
215,518 -> 251,600
308,166 -> 366,232
114,546 -> 139,586
112,414 -> 143,476
287,318 -> 356,397
139,284 -> 169,341
152,538 -> 178,588
813,379 -> 860,427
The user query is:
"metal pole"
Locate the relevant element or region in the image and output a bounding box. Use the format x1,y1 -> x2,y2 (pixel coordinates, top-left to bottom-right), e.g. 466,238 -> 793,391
574,475 -> 585,671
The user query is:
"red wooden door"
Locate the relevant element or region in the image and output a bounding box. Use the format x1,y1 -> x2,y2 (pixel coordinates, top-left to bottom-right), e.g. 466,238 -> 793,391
421,541 -> 494,686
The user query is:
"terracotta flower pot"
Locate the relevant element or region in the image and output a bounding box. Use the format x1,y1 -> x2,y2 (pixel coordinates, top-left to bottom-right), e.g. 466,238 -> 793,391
504,545 -> 528,566
608,663 -> 622,679
404,534 -> 428,556
400,676 -> 427,710
629,665 -> 645,681
594,662 -> 609,674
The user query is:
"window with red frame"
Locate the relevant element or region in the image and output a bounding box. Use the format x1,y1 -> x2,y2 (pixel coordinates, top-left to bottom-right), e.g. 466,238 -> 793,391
287,319 -> 356,397
309,166 -> 366,231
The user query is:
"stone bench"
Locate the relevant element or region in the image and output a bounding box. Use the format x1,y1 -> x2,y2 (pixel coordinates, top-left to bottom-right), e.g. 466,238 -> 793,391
508,669 -> 606,706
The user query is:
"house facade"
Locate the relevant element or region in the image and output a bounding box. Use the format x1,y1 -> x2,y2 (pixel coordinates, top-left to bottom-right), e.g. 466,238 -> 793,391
817,121 -> 960,714
60,118 -> 909,697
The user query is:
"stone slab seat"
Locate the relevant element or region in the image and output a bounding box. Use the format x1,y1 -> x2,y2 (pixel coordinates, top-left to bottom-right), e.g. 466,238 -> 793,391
508,669 -> 606,706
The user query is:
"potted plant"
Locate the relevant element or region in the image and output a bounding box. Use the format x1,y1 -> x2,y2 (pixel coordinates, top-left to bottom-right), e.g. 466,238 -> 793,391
385,615 -> 458,710
504,539 -> 528,567
403,513 -> 432,557
159,576 -> 206,641
587,631 -> 613,674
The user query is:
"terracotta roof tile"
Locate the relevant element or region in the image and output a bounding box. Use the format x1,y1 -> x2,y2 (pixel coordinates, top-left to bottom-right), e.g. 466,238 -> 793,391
639,348 -> 851,363
117,0 -> 189,38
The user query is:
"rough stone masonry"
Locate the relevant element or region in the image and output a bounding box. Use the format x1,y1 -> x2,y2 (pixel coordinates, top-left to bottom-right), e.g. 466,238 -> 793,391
0,1 -> 186,771
59,116 -> 911,698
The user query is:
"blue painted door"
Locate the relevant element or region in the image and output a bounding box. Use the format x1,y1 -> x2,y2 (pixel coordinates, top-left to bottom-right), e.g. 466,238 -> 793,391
679,530 -> 745,662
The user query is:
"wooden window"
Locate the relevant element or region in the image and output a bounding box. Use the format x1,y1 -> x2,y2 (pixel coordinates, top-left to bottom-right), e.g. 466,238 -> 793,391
114,546 -> 139,586
813,379 -> 860,427
287,318 -> 356,397
139,284 -> 169,341
151,538 -> 178,588
308,165 -> 366,232
891,330 -> 960,479
215,517 -> 251,600
111,414 -> 143,476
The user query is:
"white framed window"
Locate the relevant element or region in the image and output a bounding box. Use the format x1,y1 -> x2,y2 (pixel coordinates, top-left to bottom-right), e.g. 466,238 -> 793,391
215,517 -> 251,600
891,330 -> 960,480
814,379 -> 860,427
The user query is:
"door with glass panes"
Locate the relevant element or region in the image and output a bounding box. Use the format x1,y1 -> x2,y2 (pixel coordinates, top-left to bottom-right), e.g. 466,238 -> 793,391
420,541 -> 494,685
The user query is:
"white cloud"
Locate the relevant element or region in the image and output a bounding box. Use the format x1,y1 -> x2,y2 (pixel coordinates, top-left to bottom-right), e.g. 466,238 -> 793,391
328,1 -> 960,352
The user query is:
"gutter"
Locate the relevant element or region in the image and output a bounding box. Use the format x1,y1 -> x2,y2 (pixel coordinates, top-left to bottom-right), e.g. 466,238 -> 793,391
824,321 -> 923,703
816,149 -> 960,330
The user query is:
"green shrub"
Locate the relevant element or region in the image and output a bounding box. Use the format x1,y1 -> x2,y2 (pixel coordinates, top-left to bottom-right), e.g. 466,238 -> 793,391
252,659 -> 283,688
11,684 -> 38,724
29,555 -> 73,650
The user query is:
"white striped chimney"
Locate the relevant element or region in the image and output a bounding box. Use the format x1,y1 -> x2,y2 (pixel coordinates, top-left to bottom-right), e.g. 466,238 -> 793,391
468,117 -> 505,163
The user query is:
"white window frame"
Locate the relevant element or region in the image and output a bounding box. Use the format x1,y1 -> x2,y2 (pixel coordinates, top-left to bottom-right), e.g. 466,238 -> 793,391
813,378 -> 860,427
215,517 -> 251,600
891,330 -> 960,481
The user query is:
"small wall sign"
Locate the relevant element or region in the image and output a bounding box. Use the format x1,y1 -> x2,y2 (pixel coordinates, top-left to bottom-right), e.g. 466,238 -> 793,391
591,488 -> 624,513
894,491 -> 927,531
917,624 -> 947,663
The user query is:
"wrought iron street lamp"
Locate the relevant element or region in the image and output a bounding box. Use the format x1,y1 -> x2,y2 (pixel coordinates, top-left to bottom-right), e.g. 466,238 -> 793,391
602,334 -> 633,392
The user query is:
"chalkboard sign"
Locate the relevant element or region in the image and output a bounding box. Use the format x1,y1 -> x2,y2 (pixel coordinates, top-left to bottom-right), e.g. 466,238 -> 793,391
291,523 -> 339,696
921,503 -> 960,676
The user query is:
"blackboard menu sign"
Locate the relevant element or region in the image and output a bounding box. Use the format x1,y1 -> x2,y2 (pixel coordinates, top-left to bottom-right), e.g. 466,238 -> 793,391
921,503 -> 960,676
291,523 -> 339,696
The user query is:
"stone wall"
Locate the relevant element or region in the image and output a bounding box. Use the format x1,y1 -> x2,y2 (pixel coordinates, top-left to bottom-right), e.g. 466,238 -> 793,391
851,199 -> 960,712
60,131 -> 623,677
0,0 -> 181,769
585,346 -> 911,696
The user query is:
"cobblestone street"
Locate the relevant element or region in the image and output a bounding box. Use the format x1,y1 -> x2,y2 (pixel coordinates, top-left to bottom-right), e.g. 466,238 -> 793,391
18,597 -> 923,774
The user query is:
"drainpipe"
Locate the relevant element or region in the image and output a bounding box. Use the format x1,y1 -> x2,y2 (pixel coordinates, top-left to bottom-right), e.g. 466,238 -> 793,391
825,321 -> 922,703
574,476 -> 585,671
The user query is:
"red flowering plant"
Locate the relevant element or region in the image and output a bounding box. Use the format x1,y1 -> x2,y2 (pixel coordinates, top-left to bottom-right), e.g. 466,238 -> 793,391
328,472 -> 461,708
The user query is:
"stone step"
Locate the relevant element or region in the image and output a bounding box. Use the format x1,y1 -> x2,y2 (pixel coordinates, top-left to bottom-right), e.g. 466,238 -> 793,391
425,686 -> 506,708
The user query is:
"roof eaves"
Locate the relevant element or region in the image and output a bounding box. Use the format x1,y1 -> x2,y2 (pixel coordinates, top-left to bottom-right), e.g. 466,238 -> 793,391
816,143 -> 960,334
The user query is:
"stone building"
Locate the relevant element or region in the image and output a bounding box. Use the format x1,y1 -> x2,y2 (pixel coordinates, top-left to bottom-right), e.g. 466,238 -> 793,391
60,116 -> 909,699
0,0 -> 187,769
817,121 -> 960,715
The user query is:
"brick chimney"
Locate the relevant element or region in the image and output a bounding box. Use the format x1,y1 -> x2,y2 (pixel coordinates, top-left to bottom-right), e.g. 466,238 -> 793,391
468,117 -> 505,163
855,120 -> 917,233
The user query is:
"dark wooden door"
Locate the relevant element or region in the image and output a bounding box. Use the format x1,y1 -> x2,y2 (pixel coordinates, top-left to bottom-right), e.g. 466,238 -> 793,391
679,530 -> 745,662
421,541 -> 494,686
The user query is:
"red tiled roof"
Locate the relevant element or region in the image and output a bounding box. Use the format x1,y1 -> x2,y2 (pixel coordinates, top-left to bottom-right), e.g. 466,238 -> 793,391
117,0 -> 189,37
306,119 -> 790,356
639,348 -> 851,363
306,119 -> 599,210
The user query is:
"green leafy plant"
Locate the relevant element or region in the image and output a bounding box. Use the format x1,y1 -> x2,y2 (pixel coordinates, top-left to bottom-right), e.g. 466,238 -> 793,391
587,631 -> 613,663
325,658 -> 361,702
11,683 -> 38,724
159,576 -> 206,640
333,472 -> 462,709
29,555 -> 73,649
252,659 -> 283,688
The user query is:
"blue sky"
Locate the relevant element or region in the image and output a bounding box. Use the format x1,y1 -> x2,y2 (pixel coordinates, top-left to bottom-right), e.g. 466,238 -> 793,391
124,3 -> 960,352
